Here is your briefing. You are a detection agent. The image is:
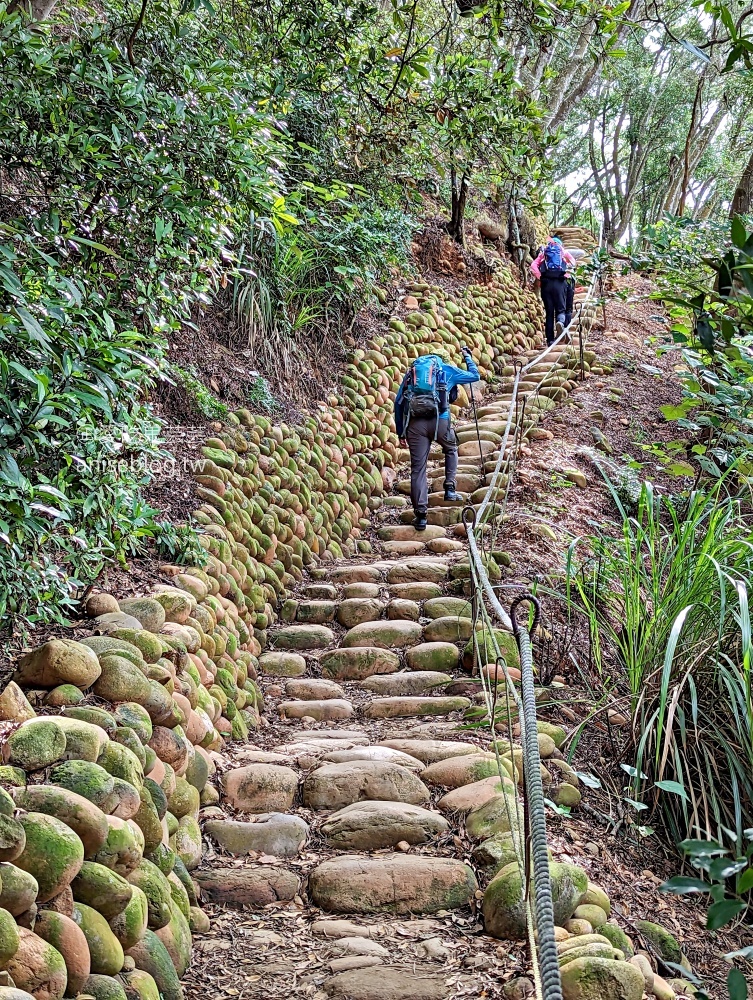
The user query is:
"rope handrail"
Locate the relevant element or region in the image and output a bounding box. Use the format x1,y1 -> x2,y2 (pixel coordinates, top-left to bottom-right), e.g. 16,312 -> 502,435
462,233 -> 604,1000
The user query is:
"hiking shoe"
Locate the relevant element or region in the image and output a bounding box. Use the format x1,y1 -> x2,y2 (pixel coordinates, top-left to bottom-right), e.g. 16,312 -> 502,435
555,320 -> 564,337
413,511 -> 428,531
444,488 -> 463,502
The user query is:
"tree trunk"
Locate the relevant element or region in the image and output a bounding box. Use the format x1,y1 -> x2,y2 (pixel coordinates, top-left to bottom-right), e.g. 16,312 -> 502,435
8,0 -> 60,20
730,148 -> 753,218
447,169 -> 469,246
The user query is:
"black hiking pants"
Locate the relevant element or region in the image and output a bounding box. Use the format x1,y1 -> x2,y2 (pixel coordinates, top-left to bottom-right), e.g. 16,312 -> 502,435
565,276 -> 575,328
405,416 -> 458,514
540,275 -> 567,345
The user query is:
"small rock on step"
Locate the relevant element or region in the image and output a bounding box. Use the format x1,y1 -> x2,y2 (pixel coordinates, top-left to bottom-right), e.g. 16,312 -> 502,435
423,596 -> 472,619
223,763 -> 299,813
194,865 -> 300,907
423,615 -> 479,643
438,775 -> 510,814
377,524 -> 446,542
284,678 -> 346,701
389,582 -> 442,600
337,598 -> 385,629
378,739 -> 479,764
329,566 -> 383,585
426,538 -> 465,554
279,699 -> 354,722
259,651 -> 307,677
309,854 -> 477,917
296,600 -> 337,624
324,966 -> 450,1000
204,813 -> 309,857
563,468 -> 587,488
321,746 -> 425,771
272,624 -> 335,651
422,753 -> 507,788
342,582 -> 382,599
360,671 -> 452,696
385,560 -> 448,585
302,760 -> 430,809
320,647 -> 400,681
381,541 -> 425,557
342,620 -> 423,650
320,800 -> 449,851
406,642 -> 460,673
304,583 -> 338,600
385,599 -> 420,621
364,696 -> 471,720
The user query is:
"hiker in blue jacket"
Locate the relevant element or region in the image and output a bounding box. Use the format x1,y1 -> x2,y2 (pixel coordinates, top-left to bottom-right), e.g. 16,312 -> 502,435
394,347 -> 480,531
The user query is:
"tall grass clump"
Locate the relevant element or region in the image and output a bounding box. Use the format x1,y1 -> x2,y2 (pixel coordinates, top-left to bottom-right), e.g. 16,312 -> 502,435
565,479 -> 753,848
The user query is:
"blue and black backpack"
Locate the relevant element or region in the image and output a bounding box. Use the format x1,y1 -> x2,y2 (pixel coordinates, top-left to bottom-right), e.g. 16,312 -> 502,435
543,241 -> 567,279
404,355 -> 447,418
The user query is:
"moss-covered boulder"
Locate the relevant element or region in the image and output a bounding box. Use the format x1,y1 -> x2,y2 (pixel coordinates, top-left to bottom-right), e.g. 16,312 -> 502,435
120,968 -> 162,1000
114,728 -> 146,769
125,929 -> 183,1000
92,818 -> 144,877
82,974 -> 128,1000
61,706 -> 118,734
465,793 -> 521,841
598,923 -> 633,958
14,639 -> 101,689
110,885 -> 149,950
49,761 -> 117,812
72,902 -> 124,976
6,720 -> 67,771
118,600 -> 166,633
172,816 -> 201,871
93,657 -> 152,706
110,631 -> 165,665
536,721 -> 567,748
54,717 -> 110,763
0,815 -> 26,864
483,861 -> 588,939
44,685 -> 85,708
127,861 -> 172,931
0,864 -> 38,916
7,927 -> 68,1000
98,743 -> 144,790
34,910 -> 90,995
114,705 -> 153,744
14,813 -> 84,903
559,957 -> 643,1000
0,907 -> 19,968
13,786 -> 109,858
154,901 -> 191,978
71,862 -> 133,920
634,920 -> 684,966
166,779 -> 199,821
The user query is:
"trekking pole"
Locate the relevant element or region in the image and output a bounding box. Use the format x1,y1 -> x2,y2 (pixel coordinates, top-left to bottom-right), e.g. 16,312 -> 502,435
468,382 -> 485,488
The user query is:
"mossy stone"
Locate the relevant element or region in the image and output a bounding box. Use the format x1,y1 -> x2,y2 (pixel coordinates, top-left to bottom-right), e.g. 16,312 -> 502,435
82,974 -> 128,1000
81,634 -> 145,663
0,907 -> 19,967
127,860 -> 172,931
120,968 -> 161,1000
94,658 -> 152,707
172,816 -> 201,871
142,780 -> 167,821
7,720 -> 67,771
49,760 -> 116,811
34,909 -> 91,994
92,817 -> 144,877
0,863 -> 37,916
0,816 -> 24,864
132,790 -> 163,854
634,920 -> 683,966
61,706 -> 118,735
45,685 -> 85,708
463,629 -> 519,670
98,742 -> 144,790
73,901 -> 125,975
144,844 -> 174,877
472,833 -> 520,874
183,750 -> 209,793
15,812 -> 84,903
0,767 -> 26,788
166,779 -> 199,821
166,873 -> 190,922
71,861 -> 133,920
598,923 -> 634,958
125,929 -> 182,1000
111,779 -> 141,821
54,716 -> 110,762
110,885 -> 149,950
114,705 -> 153,744
574,903 -> 608,928
581,883 -> 611,916
13,785 -> 109,857
466,793 -> 521,841
559,956 -> 644,1000
188,906 -> 210,934
558,942 -> 619,966
118,599 -> 166,633
483,860 -> 588,939
110,631 -> 165,665
7,927 -> 67,998
536,721 -> 567,748
114,729 -> 146,769
165,812 -> 178,838
170,857 -> 196,907
0,791 -> 13,818
154,900 -> 191,978
143,747 -> 157,775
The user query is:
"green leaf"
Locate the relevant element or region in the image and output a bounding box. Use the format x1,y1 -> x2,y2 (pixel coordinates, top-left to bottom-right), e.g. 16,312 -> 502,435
736,867 -> 753,893
706,899 -> 745,930
655,780 -> 689,800
708,857 -> 748,880
731,217 -> 748,250
727,968 -> 747,1000
680,840 -> 727,857
659,876 -> 710,894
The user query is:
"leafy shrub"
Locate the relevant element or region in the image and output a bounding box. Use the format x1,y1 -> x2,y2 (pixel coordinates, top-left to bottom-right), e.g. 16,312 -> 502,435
566,479 -> 753,847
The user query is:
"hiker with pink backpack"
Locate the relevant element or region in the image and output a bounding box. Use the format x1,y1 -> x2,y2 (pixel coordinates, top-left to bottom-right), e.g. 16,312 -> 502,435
530,236 -> 577,346
394,348 -> 480,531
